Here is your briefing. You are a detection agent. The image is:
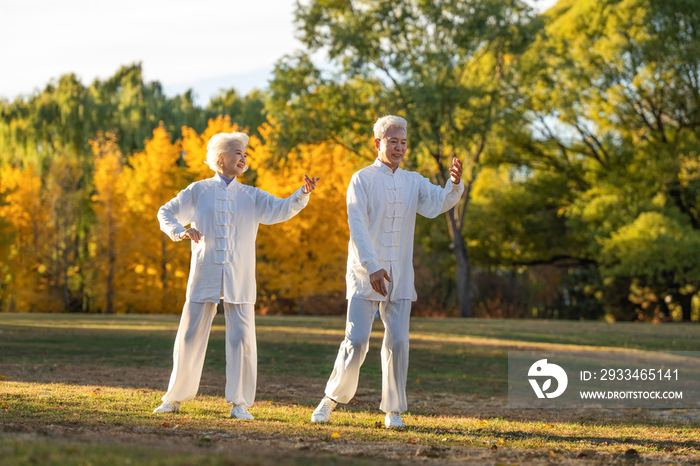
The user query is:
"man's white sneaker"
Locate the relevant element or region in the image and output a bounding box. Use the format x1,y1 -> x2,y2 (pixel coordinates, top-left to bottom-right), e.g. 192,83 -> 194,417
385,411 -> 405,428
230,404 -> 254,420
311,396 -> 337,423
153,401 -> 181,413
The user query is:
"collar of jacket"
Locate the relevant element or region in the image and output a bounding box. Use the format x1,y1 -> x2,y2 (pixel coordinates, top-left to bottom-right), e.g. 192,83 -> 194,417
373,158 -> 400,175
213,172 -> 239,189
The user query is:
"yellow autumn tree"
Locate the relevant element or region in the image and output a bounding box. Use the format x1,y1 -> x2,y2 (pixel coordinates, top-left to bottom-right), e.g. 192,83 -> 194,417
251,124 -> 356,314
89,132 -> 130,313
118,125 -> 190,313
0,164 -> 61,312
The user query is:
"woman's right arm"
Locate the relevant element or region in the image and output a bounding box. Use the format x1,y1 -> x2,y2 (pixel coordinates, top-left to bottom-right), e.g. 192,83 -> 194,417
157,183 -> 197,241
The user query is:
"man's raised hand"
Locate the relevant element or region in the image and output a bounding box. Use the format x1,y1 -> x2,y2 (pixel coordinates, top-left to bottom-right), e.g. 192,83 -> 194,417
449,158 -> 463,184
370,269 -> 391,297
302,175 -> 321,194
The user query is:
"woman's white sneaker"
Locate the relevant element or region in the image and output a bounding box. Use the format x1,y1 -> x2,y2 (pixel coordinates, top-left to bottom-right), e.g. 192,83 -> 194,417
311,396 -> 337,423
153,401 -> 181,413
385,411 -> 405,428
230,404 -> 254,420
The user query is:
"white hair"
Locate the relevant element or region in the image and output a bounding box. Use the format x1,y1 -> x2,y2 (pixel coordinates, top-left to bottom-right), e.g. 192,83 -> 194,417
205,132 -> 250,172
373,115 -> 407,139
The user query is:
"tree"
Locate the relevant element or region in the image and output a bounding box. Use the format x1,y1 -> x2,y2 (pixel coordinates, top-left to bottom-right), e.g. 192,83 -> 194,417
118,126 -> 190,312
507,0 -> 700,320
44,154 -> 88,312
0,63 -> 205,169
269,0 -> 539,316
206,89 -> 267,139
252,125 -> 355,313
89,132 -> 127,313
0,164 -> 60,312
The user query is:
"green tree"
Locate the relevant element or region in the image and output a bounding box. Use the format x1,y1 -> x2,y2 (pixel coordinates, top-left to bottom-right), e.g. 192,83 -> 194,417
44,154 -> 89,312
206,88 -> 267,139
505,0 -> 700,320
0,63 -> 205,168
269,0 -> 539,316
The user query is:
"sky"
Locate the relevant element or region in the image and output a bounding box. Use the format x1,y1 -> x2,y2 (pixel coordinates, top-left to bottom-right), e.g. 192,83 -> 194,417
0,0 -> 558,106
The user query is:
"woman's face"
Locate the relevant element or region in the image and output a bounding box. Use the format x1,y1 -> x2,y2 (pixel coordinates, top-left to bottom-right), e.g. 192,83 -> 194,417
219,141 -> 247,178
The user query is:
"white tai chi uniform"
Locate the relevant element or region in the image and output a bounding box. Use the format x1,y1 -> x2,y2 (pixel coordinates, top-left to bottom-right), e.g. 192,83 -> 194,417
324,158 -> 464,413
157,173 -> 309,406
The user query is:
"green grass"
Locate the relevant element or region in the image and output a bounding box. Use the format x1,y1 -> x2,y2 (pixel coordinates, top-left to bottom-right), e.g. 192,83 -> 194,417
1,314 -> 699,465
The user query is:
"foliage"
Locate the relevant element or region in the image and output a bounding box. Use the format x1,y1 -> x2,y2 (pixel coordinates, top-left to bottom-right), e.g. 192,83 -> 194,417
253,127 -> 355,313
0,164 -> 59,312
0,65 -> 198,167
88,133 -> 129,314
471,0 -> 700,320
206,89 -> 267,139
116,126 -> 191,313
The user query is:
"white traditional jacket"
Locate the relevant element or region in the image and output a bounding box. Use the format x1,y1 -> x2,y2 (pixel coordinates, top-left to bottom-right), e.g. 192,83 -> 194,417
158,173 -> 309,304
346,159 -> 465,302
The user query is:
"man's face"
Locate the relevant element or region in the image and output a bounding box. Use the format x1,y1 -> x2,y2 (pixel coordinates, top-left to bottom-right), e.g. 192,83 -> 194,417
375,126 -> 407,171
219,141 -> 247,178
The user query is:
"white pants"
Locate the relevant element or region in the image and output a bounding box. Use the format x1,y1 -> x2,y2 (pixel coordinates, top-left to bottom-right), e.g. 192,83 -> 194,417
162,301 -> 257,407
324,295 -> 411,413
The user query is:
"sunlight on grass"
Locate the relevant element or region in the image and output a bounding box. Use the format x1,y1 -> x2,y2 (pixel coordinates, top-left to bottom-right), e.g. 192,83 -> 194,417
1,314 -> 699,464
1,379 -> 697,460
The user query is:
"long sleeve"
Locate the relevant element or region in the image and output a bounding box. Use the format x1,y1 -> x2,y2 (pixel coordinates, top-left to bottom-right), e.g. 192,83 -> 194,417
347,173 -> 382,275
416,176 -> 465,219
157,183 -> 197,241
257,186 -> 310,225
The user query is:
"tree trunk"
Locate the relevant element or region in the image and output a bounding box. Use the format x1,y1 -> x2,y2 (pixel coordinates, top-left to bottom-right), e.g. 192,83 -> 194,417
57,216 -> 70,312
453,232 -> 473,318
105,204 -> 115,314
431,133 -> 485,318
443,204 -> 473,318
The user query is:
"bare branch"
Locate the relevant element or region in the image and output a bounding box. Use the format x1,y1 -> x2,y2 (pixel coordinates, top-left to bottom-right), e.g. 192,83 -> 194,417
573,122 -> 608,168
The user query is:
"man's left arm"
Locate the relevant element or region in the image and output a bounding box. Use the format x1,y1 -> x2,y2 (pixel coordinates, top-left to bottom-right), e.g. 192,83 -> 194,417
258,175 -> 320,225
416,158 -> 465,218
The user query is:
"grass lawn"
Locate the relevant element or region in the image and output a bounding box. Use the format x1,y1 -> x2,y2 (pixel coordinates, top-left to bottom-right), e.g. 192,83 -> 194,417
1,313 -> 699,465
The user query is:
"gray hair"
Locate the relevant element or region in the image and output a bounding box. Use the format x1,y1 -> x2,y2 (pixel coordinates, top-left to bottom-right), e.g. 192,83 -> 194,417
373,115 -> 407,140
205,132 -> 250,172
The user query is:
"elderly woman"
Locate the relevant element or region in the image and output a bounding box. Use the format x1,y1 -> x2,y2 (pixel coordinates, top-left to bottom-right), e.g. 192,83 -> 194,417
154,131 -> 319,419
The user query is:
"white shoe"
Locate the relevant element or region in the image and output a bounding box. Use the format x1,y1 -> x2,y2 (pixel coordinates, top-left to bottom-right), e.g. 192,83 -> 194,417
153,401 -> 181,413
230,404 -> 254,420
311,396 -> 337,423
385,411 -> 405,428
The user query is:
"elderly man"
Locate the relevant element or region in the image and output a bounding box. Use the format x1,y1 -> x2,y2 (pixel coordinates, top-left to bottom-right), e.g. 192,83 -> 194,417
311,115 -> 464,428
154,131 -> 319,420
